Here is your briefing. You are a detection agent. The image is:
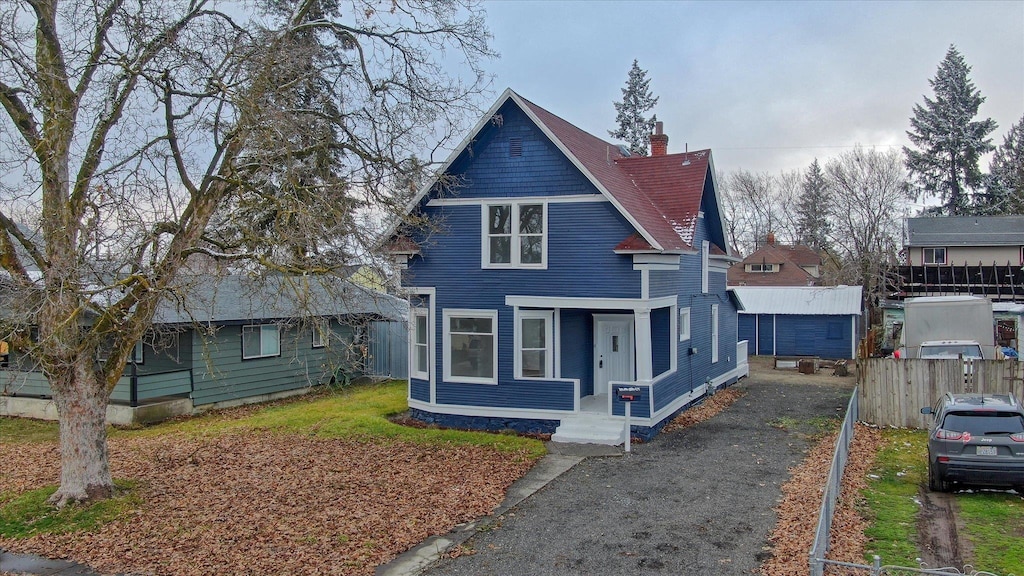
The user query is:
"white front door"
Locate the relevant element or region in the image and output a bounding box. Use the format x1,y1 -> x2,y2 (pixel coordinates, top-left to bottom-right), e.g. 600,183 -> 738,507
594,315 -> 635,396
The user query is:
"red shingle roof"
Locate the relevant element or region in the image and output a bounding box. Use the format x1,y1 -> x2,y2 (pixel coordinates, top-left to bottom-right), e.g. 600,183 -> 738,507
518,93 -> 711,253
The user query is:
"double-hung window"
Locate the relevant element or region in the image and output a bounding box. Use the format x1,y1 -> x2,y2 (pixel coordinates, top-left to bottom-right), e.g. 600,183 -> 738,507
517,310 -> 553,379
483,203 -> 546,268
444,310 -> 497,384
411,309 -> 429,380
312,321 -> 328,349
242,324 -> 281,359
678,308 -> 691,342
923,247 -> 946,265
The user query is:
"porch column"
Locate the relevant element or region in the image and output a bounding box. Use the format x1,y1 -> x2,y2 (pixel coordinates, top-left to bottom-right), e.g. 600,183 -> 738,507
634,308 -> 653,381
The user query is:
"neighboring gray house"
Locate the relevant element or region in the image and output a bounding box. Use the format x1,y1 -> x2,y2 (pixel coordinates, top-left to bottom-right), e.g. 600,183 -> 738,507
1,275 -> 407,424
889,216 -> 1024,301
731,285 -> 863,359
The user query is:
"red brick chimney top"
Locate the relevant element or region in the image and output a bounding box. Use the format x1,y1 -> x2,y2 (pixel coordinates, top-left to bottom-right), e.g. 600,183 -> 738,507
650,121 -> 668,156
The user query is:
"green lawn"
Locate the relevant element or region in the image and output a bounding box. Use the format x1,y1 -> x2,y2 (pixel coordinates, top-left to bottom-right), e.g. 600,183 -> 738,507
862,428 -> 1024,574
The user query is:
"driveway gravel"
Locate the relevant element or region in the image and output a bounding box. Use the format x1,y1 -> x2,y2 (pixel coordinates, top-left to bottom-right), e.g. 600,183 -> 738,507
420,377 -> 855,576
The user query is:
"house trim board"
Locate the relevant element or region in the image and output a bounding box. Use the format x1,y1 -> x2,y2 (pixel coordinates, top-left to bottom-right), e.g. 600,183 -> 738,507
428,194 -> 606,207
505,295 -> 677,310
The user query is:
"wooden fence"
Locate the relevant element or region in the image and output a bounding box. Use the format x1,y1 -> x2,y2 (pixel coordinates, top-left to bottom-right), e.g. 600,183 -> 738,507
858,358 -> 1024,428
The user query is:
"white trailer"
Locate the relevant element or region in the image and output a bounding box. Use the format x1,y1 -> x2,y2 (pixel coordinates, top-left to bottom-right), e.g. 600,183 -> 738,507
902,296 -> 995,359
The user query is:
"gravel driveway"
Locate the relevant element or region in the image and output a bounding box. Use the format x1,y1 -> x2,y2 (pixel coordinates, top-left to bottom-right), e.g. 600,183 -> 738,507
420,377 -> 854,576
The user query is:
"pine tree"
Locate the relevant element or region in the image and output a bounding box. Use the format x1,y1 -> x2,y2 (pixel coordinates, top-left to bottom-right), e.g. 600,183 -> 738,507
609,60 -> 659,156
795,159 -> 831,251
977,115 -> 1024,214
904,45 -> 997,215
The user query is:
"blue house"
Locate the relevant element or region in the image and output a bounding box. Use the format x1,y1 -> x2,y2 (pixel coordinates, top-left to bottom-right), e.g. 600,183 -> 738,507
390,89 -> 748,444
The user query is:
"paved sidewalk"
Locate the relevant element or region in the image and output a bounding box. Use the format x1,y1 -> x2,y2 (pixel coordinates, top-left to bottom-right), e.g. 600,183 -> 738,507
0,550 -> 101,576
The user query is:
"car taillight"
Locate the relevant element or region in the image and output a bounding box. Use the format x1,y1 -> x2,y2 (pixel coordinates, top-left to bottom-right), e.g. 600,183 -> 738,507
935,429 -> 964,440
1011,432 -> 1024,442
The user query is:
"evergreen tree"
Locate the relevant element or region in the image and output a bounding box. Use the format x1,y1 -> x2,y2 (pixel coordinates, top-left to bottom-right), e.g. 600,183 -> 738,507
977,115 -> 1024,214
795,159 -> 832,251
609,60 -> 659,156
904,45 -> 997,215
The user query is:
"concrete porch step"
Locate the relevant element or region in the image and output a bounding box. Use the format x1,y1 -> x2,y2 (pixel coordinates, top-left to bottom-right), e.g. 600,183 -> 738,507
552,413 -> 626,445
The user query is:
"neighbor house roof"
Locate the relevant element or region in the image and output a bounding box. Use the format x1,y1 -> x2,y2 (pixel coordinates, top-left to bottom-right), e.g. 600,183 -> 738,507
729,285 -> 862,316
152,275 -> 407,325
392,89 -> 727,256
906,215 -> 1024,247
728,243 -> 823,287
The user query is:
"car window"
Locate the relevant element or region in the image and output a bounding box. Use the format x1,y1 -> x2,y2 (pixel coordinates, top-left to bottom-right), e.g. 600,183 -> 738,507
941,411 -> 1024,435
920,344 -> 983,359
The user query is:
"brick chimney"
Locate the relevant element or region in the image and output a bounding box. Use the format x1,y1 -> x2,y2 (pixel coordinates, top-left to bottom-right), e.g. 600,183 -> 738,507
650,121 -> 668,156
766,231 -> 776,246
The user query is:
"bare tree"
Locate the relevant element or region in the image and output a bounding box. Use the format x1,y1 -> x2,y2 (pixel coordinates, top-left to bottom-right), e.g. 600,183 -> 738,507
0,0 -> 492,506
824,147 -> 911,322
724,169 -> 799,253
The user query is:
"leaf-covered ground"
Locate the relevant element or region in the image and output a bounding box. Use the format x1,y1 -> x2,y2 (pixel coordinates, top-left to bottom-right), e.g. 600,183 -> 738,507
1,431 -> 536,576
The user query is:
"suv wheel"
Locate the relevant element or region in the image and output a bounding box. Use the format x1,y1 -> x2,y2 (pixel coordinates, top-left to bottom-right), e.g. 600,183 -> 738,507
928,461 -> 948,493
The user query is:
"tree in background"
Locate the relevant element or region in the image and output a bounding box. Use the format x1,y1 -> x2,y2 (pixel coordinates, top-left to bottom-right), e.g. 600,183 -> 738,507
726,170 -> 799,254
795,159 -> 831,251
824,148 -> 910,322
0,0 -> 492,506
977,115 -> 1024,214
609,60 -> 659,156
904,45 -> 997,215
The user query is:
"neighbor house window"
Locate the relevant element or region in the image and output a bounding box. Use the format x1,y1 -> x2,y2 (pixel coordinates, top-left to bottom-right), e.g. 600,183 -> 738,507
679,308 -> 691,342
517,310 -> 553,379
312,322 -> 328,349
746,263 -> 777,273
242,325 -> 281,359
443,310 -> 497,384
97,341 -> 144,364
711,304 -> 720,363
483,203 -> 546,268
411,309 -> 429,380
923,247 -> 946,265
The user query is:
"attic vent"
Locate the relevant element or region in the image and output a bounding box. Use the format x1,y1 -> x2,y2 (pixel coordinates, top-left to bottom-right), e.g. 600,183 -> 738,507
509,137 -> 523,157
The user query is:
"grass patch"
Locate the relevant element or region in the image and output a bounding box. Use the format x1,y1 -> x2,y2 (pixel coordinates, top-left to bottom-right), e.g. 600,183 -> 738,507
861,428 -> 928,565
0,480 -> 138,539
956,493 -> 1024,574
767,414 -> 840,437
0,417 -> 59,443
128,380 -> 546,457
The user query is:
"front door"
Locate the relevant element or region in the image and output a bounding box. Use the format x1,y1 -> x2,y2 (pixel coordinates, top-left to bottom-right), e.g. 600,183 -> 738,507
594,315 -> 635,396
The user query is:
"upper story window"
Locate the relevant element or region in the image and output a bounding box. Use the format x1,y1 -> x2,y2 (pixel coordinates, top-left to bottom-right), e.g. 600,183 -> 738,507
923,247 -> 946,265
745,263 -> 777,273
483,202 -> 546,268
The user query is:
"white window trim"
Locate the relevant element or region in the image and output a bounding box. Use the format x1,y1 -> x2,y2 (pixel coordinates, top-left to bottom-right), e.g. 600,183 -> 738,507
410,308 -> 430,380
923,247 -> 947,265
701,240 -> 710,294
443,309 -> 498,385
312,321 -> 327,349
242,324 -> 281,360
481,202 -> 548,269
515,309 -> 554,379
711,304 -> 720,363
679,307 -> 691,342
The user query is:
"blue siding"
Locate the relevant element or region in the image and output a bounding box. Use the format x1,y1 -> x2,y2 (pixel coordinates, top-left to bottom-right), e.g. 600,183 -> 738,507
559,309 -> 593,395
651,306 -> 671,376
649,269 -> 679,299
410,378 -> 429,402
738,315 -> 756,351
756,315 -> 775,355
773,315 -> 854,359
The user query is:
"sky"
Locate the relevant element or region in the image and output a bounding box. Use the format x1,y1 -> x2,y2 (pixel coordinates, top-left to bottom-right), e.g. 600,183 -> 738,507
481,0 -> 1024,176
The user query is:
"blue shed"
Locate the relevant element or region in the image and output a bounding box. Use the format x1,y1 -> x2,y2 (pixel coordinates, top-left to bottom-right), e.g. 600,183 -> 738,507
731,286 -> 863,359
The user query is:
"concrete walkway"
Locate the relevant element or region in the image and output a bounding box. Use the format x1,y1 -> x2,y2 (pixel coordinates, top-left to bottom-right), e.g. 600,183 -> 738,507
0,550 -> 101,576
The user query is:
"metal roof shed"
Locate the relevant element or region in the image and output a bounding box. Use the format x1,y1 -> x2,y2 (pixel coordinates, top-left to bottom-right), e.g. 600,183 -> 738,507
729,286 -> 863,359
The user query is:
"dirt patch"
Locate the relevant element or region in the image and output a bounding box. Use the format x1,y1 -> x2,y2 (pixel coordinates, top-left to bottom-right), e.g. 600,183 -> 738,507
661,386 -> 745,432
917,489 -> 972,568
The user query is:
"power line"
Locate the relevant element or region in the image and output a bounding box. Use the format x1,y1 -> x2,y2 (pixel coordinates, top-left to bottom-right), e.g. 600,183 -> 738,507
712,144 -> 904,151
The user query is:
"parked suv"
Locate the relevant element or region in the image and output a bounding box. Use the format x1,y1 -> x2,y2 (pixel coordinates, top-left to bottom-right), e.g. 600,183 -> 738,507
921,393 -> 1024,493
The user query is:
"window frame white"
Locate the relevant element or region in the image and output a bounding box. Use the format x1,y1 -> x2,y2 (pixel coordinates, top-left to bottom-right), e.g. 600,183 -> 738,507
481,201 -> 548,269
411,308 -> 430,380
923,247 -> 947,265
515,309 -> 554,379
711,304 -> 720,363
701,240 -> 710,293
746,263 -> 777,273
679,307 -> 691,342
443,309 -> 498,385
97,341 -> 144,364
312,321 -> 328,349
242,324 -> 281,360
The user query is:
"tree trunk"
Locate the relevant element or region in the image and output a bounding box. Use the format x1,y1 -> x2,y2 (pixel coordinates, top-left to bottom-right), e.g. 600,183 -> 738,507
47,359 -> 115,508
